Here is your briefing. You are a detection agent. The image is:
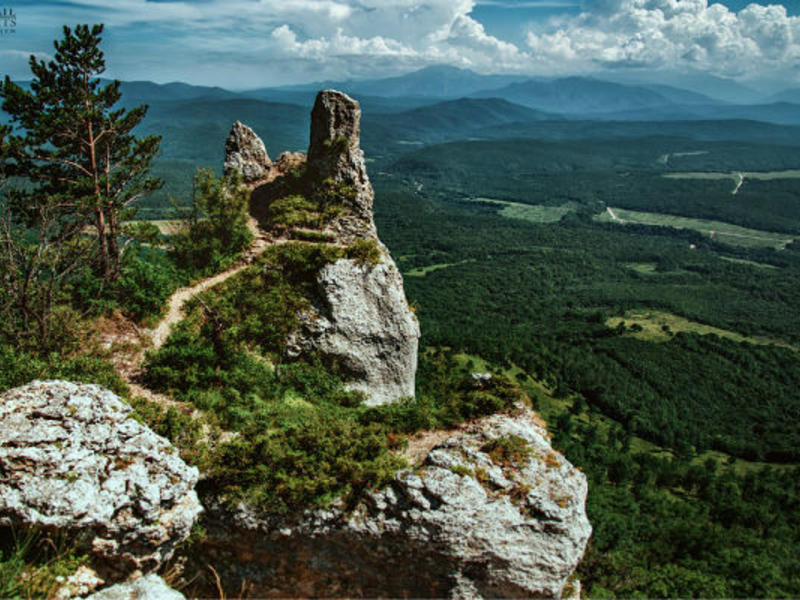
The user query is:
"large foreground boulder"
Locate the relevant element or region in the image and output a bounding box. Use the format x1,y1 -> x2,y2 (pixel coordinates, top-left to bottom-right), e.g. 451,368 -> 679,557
198,405 -> 591,598
0,380 -> 201,581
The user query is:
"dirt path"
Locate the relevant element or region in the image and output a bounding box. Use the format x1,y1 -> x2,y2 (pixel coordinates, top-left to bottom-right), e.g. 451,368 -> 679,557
732,172 -> 744,195
606,206 -> 624,222
148,217 -> 269,350
149,263 -> 249,349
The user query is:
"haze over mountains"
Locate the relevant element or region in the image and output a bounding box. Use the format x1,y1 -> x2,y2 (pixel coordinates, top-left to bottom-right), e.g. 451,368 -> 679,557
9,65 -> 798,215
101,66 -> 800,164
115,65 -> 800,128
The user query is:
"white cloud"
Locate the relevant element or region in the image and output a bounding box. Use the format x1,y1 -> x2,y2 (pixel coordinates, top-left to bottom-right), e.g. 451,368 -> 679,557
8,0 -> 534,84
6,0 -> 799,86
526,0 -> 800,79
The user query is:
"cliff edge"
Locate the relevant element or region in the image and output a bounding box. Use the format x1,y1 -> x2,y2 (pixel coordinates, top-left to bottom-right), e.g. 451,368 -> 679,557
224,90 -> 419,406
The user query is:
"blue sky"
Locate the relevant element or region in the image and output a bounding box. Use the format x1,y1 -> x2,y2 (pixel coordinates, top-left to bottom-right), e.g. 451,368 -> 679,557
1,1 -> 799,89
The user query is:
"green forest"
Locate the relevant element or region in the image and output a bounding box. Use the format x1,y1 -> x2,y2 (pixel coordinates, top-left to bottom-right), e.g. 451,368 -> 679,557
371,139 -> 800,596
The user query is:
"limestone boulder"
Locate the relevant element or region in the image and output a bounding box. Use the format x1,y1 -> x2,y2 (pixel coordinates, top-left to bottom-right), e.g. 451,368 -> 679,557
289,256 -> 420,406
198,406 -> 591,598
0,380 -> 201,581
87,574 -> 185,600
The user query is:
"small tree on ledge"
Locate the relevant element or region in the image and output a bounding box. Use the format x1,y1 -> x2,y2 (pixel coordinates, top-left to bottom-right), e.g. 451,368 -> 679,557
0,23 -> 162,281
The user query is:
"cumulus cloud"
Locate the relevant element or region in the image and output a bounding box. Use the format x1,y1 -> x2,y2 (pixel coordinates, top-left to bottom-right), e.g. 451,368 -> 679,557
6,0 -> 538,84
5,0 -> 799,86
526,0 -> 800,79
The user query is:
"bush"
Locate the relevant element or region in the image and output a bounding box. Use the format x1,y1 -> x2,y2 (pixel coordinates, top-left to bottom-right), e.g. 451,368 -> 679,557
68,245 -> 183,323
209,404 -> 405,514
116,246 -> 182,321
170,168 -> 253,277
481,435 -> 533,468
0,345 -> 127,396
346,238 -> 382,267
0,527 -> 89,600
127,396 -> 211,467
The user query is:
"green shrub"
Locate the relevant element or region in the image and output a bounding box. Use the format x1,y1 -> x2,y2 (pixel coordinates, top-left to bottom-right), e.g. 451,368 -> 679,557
170,168 -> 253,277
291,229 -> 336,243
127,396 -> 211,467
116,246 -> 182,321
209,404 -> 405,514
323,136 -> 350,154
346,238 -> 382,267
67,244 -> 182,323
0,527 -> 89,599
450,465 -> 474,477
0,345 -> 128,396
261,173 -> 356,235
267,194 -> 319,231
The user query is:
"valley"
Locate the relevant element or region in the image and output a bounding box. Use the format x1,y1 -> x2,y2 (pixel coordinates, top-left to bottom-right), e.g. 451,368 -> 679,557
3,65 -> 800,598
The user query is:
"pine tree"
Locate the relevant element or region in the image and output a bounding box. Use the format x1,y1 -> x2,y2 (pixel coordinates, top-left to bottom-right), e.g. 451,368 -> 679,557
0,23 -> 162,281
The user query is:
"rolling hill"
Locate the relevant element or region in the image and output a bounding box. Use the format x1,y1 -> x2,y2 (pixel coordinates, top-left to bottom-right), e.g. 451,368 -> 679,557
470,77 -> 678,115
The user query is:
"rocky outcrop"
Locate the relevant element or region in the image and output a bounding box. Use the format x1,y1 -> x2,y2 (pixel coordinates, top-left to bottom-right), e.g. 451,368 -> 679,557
224,120 -> 271,184
0,380 -> 201,582
228,90 -> 420,405
87,574 -> 185,600
198,405 -> 591,598
224,120 -> 304,186
289,257 -> 419,405
306,89 -> 374,230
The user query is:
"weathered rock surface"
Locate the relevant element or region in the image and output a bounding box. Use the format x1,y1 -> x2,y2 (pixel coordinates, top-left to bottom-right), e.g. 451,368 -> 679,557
87,574 -> 185,600
289,257 -> 419,405
0,381 -> 201,581
198,406 -> 591,598
307,90 -> 375,229
229,90 -> 420,405
223,120 -> 271,183
224,120 -> 305,187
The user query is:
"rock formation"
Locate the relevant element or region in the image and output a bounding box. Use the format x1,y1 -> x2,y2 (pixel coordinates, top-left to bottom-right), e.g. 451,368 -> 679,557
224,120 -> 305,186
87,574 -> 185,600
229,90 -> 420,405
306,89 -> 374,229
223,120 -> 271,184
198,405 -> 591,598
0,380 -> 201,582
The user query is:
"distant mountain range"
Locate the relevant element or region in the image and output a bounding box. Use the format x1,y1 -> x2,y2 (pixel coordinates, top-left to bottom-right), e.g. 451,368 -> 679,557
269,65 -> 528,99
10,66 -> 796,127
5,69 -> 800,218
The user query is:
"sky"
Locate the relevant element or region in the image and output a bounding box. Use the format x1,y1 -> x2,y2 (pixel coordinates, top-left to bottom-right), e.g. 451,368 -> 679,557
0,0 -> 799,90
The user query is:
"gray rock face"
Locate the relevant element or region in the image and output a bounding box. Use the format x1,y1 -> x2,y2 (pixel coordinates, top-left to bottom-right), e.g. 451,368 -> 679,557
199,406 -> 591,598
289,256 -> 420,405
307,89 -> 376,234
224,120 -> 272,183
241,90 -> 419,405
0,381 -> 201,580
87,574 -> 185,600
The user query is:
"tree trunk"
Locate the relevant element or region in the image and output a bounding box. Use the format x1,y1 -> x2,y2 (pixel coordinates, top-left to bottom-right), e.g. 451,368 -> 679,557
108,210 -> 120,281
96,209 -> 110,278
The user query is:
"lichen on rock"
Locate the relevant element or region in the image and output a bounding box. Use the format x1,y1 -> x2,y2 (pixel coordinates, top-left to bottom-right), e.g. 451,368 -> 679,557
0,380 -> 201,582
197,405 -> 591,598
224,120 -> 272,184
